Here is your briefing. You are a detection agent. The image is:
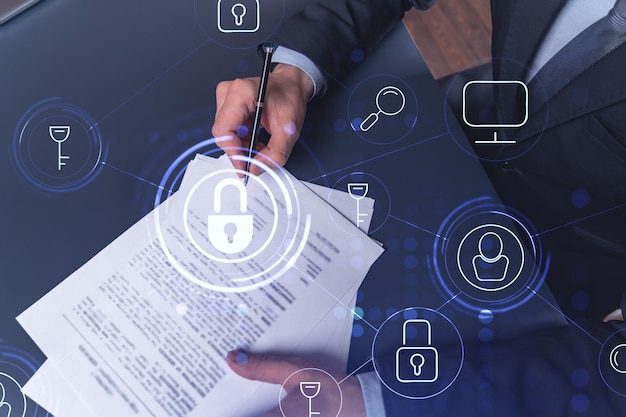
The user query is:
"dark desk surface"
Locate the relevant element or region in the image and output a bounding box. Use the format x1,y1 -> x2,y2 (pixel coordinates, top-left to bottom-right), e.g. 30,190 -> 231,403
0,0 -> 564,414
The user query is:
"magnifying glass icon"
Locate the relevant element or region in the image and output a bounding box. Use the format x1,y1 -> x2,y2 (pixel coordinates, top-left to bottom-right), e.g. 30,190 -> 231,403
359,85 -> 406,132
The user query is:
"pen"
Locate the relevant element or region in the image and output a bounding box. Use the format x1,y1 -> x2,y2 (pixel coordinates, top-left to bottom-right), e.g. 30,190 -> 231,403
245,42 -> 278,185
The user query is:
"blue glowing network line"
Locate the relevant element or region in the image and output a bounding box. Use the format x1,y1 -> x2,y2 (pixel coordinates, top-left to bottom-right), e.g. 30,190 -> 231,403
527,286 -> 603,346
101,161 -> 173,193
90,40 -> 211,129
534,201 -> 626,237
389,214 -> 445,240
435,293 -> 460,312
306,131 -> 449,182
339,358 -> 373,384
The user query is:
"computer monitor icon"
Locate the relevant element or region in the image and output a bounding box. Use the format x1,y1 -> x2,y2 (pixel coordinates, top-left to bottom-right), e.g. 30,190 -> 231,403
462,80 -> 528,144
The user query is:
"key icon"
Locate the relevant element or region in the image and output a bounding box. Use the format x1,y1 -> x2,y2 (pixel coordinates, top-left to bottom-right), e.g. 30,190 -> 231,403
300,382 -> 321,417
49,126 -> 71,170
348,183 -> 369,226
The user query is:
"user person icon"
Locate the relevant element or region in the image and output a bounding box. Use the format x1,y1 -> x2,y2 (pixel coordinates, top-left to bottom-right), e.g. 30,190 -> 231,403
472,231 -> 509,282
0,381 -> 12,417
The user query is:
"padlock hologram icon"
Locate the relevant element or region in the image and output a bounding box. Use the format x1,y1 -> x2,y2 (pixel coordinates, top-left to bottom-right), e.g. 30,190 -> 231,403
207,178 -> 254,254
395,319 -> 439,383
217,0 -> 260,33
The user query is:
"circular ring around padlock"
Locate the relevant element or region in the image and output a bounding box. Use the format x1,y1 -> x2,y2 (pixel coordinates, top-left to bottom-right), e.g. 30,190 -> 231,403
159,163 -> 311,293
372,307 -> 464,400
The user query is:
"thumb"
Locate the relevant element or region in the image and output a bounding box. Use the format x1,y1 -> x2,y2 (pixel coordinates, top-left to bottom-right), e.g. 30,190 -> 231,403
226,350 -> 301,387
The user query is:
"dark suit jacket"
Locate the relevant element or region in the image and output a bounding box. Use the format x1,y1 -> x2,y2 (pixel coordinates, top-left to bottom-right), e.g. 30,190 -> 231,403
276,0 -> 626,415
486,0 -> 626,323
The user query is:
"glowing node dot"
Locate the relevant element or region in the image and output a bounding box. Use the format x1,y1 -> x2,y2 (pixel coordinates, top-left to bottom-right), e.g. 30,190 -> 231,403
236,351 -> 249,365
351,255 -> 364,268
570,393 -> 589,413
237,304 -> 248,317
176,303 -> 188,316
571,369 -> 589,388
478,309 -> 494,324
403,309 -> 418,320
352,323 -> 365,337
403,255 -> 418,269
403,237 -> 418,251
334,119 -> 347,132
236,125 -> 249,138
478,328 -> 494,343
571,188 -> 590,209
283,122 -> 297,136
351,48 -> 365,62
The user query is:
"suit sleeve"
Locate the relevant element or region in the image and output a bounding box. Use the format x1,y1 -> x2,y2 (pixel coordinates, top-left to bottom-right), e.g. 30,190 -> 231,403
376,320 -> 626,416
274,0 -> 435,82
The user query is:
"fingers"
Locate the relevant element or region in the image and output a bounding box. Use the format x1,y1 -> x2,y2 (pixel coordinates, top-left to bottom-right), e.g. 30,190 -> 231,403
213,64 -> 311,174
226,351 -> 366,417
255,65 -> 310,171
213,78 -> 259,171
215,134 -> 247,173
604,308 -> 624,322
226,351 -> 301,417
251,120 -> 299,176
226,351 -> 298,386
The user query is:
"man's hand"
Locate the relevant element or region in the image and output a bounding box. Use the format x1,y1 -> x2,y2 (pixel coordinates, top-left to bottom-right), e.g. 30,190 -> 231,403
604,308 -> 624,322
213,64 -> 314,175
226,350 -> 367,417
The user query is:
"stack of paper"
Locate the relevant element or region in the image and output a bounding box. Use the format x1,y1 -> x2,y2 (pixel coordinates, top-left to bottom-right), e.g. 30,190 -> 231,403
17,155 -> 384,417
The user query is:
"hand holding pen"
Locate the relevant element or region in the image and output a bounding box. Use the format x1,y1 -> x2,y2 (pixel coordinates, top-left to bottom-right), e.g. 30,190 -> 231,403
212,44 -> 314,178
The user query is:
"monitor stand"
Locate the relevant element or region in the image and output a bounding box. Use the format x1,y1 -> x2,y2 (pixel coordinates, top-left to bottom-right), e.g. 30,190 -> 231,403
474,131 -> 517,145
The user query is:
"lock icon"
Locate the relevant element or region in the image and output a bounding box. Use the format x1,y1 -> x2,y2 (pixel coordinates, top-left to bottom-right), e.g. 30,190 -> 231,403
217,0 -> 260,33
395,319 -> 439,383
207,178 -> 254,254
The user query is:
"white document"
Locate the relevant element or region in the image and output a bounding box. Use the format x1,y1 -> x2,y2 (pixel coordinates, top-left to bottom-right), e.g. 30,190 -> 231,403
22,360 -> 97,417
19,155 -> 382,417
304,181 -> 375,233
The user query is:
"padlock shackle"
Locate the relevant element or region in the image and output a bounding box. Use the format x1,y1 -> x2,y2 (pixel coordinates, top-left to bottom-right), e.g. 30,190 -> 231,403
402,319 -> 432,346
213,178 -> 248,213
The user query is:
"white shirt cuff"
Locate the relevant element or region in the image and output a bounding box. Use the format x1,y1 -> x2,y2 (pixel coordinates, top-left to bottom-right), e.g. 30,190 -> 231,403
272,46 -> 327,99
356,372 -> 387,417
